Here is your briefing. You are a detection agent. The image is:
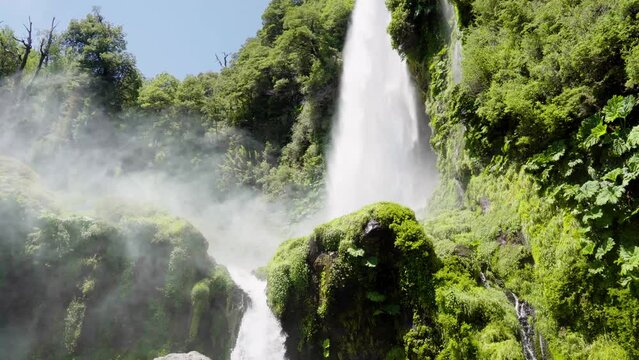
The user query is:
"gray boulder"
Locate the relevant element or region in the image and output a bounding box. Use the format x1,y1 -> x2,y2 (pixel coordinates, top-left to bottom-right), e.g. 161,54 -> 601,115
154,351 -> 211,360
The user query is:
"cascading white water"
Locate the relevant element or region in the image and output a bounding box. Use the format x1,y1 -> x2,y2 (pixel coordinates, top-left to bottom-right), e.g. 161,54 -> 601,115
229,268 -> 287,360
160,193 -> 290,360
326,0 -> 436,218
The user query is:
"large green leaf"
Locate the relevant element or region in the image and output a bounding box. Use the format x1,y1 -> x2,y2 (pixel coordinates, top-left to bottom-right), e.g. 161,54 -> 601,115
627,126 -> 639,148
595,238 -> 615,260
578,114 -> 602,141
617,246 -> 639,286
603,95 -> 636,123
595,183 -> 624,206
581,240 -> 596,256
525,141 -> 566,171
583,121 -> 607,149
575,181 -> 600,201
612,137 -> 628,156
602,168 -> 624,183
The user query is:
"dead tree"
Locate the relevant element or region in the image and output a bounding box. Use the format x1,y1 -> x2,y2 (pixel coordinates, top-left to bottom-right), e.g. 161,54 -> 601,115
15,17 -> 33,73
215,52 -> 231,69
33,17 -> 57,79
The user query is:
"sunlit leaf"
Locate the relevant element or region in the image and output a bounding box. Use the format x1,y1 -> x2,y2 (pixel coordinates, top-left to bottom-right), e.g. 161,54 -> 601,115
365,256 -> 378,268
582,208 -> 603,223
347,247 -> 365,258
595,238 -> 615,260
575,181 -> 599,201
577,114 -> 602,141
581,241 -> 595,256
583,122 -> 607,148
595,183 -> 624,206
602,168 -> 623,182
603,95 -> 636,123
627,126 -> 639,148
612,137 -> 628,156
617,246 -> 639,287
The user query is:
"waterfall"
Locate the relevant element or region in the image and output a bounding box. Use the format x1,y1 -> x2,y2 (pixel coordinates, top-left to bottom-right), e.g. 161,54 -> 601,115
325,0 -> 436,218
178,196 -> 289,360
508,292 -> 538,360
229,268 -> 287,360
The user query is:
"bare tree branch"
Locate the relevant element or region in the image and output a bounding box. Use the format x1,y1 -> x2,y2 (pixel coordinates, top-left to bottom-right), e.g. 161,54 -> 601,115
17,17 -> 33,72
215,52 -> 231,69
33,17 -> 57,78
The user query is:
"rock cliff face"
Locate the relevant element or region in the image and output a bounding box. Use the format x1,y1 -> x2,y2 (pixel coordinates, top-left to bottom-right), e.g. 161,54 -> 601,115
267,203 -> 440,360
0,157 -> 247,359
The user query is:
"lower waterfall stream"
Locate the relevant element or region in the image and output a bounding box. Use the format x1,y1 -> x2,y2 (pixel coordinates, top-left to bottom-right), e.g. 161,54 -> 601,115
229,268 -> 287,360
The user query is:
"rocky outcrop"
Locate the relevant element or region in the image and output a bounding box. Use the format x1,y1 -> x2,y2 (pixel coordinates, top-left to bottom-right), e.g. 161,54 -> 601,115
154,351 -> 211,360
266,202 -> 440,360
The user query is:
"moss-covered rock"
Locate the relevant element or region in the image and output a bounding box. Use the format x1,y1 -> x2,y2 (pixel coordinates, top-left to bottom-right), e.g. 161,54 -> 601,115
267,202 -> 440,360
0,157 -> 247,359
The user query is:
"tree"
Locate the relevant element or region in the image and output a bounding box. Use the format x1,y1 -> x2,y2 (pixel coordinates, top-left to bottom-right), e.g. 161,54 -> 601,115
137,72 -> 180,112
32,17 -> 57,80
62,7 -> 141,111
0,26 -> 20,78
176,72 -> 218,115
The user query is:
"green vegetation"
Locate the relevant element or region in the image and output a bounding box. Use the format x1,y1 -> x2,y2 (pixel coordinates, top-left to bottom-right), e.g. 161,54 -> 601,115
387,0 -> 639,358
0,158 -> 246,359
2,0 -> 639,358
1,1 -> 354,217
267,203 -> 439,360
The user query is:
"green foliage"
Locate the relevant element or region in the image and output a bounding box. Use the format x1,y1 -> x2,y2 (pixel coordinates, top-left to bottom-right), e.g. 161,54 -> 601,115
0,27 -> 20,78
391,0 -> 639,357
0,163 -> 246,359
448,0 -> 638,160
203,0 -> 353,211
267,236 -> 310,318
137,72 -> 181,111
62,7 -> 142,110
626,44 -> 639,88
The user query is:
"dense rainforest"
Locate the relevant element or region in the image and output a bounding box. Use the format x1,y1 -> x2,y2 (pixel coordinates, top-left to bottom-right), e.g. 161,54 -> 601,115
0,0 -> 638,359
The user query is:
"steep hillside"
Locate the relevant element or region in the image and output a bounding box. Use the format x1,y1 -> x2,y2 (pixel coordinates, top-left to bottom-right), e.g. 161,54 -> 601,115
387,0 -> 639,358
0,158 -> 247,359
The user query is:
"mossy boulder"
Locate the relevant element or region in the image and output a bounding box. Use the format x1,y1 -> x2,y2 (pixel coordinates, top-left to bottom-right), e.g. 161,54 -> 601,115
267,202 -> 440,360
0,157 -> 247,359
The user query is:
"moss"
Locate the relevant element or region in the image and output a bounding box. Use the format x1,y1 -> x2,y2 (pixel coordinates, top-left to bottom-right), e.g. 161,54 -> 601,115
189,280 -> 211,339
64,298 -> 86,354
267,236 -> 311,318
267,202 -> 439,360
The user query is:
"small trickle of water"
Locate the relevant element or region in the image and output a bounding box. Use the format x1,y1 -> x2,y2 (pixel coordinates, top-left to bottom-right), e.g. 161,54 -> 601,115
326,0 -> 437,218
229,268 -> 287,360
510,292 -> 537,360
440,0 -> 463,84
479,271 -> 490,288
452,39 -> 463,84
